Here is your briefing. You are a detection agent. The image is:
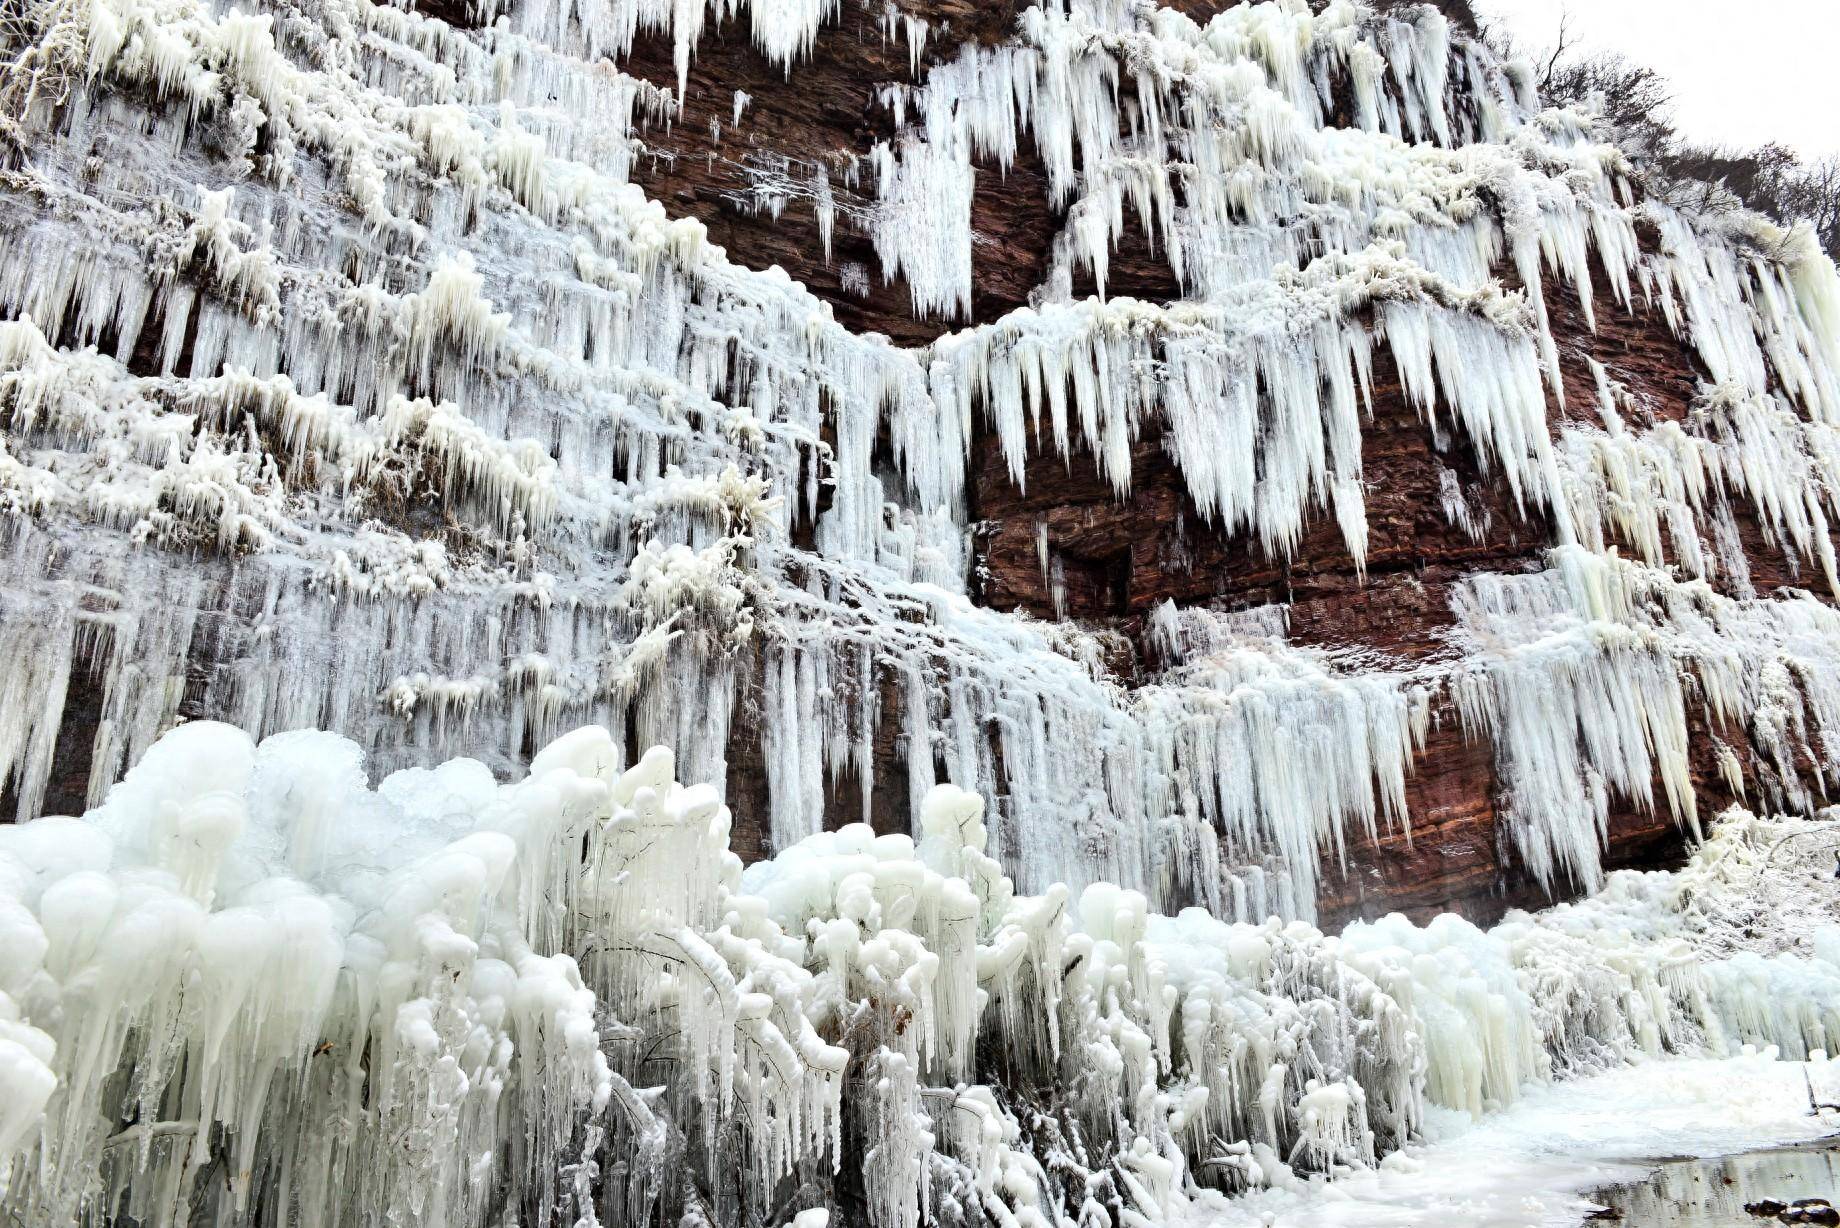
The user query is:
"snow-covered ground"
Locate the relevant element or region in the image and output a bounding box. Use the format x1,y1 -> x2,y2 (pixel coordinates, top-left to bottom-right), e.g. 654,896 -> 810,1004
1185,1052 -> 1838,1227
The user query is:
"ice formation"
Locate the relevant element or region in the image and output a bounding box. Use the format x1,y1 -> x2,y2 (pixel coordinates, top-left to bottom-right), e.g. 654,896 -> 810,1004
4,723 -> 1839,1227
3,0 -> 1840,1219
2,0 -> 1839,917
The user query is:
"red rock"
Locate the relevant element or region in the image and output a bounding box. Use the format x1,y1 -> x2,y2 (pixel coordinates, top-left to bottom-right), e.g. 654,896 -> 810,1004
594,3 -> 1835,924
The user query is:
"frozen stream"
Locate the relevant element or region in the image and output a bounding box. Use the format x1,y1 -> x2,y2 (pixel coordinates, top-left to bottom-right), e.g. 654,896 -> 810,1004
1178,1055 -> 1838,1227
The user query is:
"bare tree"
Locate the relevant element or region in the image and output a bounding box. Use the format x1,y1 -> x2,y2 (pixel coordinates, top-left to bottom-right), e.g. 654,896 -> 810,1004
1537,11 -> 1579,95
1544,52 -> 1673,154
1782,155 -> 1840,257
1526,26 -> 1840,263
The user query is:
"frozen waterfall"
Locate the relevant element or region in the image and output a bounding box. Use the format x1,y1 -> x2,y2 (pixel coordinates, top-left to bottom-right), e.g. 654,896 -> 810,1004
3,0 -> 1840,1221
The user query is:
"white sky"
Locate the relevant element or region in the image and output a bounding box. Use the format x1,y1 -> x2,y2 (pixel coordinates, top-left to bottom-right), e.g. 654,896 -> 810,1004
1476,0 -> 1840,161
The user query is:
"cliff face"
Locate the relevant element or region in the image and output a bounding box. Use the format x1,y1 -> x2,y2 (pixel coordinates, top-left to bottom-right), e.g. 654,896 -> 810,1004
12,2 -> 1840,1225
585,2 -> 1834,925
6,0 -> 1840,940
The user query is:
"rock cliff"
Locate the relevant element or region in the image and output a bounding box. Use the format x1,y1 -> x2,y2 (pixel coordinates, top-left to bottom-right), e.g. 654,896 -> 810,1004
9,0 -> 1840,1223
4,0 -> 1840,932
588,0 -> 1839,923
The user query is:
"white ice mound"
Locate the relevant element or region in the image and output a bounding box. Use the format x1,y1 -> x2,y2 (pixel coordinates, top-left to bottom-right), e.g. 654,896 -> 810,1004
3,722 -> 1840,1228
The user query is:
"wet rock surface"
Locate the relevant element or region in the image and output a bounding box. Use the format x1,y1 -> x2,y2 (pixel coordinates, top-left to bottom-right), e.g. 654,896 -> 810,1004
1598,1142 -> 1840,1227
604,3 -> 1832,924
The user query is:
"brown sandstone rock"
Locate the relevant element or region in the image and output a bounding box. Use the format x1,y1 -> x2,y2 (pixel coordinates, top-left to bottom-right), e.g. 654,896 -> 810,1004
608,4 -> 1830,925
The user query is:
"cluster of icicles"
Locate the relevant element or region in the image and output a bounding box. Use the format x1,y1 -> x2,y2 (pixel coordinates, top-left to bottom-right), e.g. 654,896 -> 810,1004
3,0 -> 1840,1017
3,721 -> 1838,1228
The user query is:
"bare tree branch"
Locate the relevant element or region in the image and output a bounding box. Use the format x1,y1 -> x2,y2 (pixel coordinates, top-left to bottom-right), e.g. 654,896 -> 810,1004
1535,38 -> 1840,261
1538,10 -> 1577,92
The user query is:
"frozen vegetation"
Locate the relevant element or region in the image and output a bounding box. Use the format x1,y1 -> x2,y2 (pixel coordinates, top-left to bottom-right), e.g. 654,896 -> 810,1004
0,0 -> 1838,1221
